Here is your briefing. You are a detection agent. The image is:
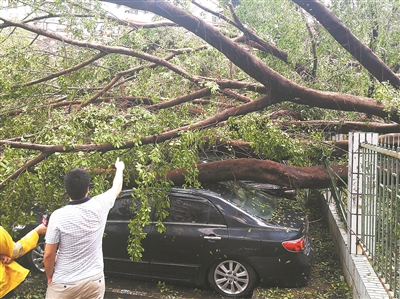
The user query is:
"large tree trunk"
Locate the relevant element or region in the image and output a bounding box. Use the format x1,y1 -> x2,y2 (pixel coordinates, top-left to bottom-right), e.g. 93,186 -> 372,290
0,139 -> 346,190
0,1 -> 396,194
145,159 -> 347,189
100,0 -> 400,123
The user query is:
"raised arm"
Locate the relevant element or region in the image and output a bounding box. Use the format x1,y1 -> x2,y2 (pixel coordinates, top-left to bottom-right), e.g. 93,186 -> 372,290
110,157 -> 125,199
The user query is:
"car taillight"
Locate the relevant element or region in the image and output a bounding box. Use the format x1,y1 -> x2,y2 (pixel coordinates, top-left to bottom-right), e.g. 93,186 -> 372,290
282,236 -> 306,252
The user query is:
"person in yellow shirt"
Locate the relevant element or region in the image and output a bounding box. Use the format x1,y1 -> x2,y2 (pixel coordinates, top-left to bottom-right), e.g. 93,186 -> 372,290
0,223 -> 47,299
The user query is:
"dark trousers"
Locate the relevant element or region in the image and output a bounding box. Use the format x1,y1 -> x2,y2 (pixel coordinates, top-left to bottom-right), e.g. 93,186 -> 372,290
3,290 -> 15,299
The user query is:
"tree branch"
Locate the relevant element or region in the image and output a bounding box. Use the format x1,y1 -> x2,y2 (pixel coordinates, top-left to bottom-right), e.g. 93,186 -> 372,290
279,120 -> 400,134
20,52 -> 108,87
0,152 -> 52,189
100,0 -> 400,124
163,158 -> 347,189
292,0 -> 400,89
0,16 -> 198,83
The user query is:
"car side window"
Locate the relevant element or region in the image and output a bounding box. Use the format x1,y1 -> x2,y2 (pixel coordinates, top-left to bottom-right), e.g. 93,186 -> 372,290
163,196 -> 225,225
108,197 -> 137,221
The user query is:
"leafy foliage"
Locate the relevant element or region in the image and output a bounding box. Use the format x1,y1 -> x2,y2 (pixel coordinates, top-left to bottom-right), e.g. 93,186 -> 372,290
0,0 -> 397,261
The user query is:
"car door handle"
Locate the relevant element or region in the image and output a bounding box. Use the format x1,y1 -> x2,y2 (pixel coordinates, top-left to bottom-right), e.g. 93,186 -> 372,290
204,235 -> 221,240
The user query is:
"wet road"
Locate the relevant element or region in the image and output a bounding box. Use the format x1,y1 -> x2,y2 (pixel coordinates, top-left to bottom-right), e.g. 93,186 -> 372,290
23,274 -> 229,299
104,276 -> 226,299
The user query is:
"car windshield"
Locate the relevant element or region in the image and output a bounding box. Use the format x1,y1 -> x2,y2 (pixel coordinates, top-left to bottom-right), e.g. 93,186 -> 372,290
210,181 -> 277,221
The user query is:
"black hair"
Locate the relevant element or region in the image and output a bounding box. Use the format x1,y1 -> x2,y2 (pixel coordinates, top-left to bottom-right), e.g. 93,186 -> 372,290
64,168 -> 90,200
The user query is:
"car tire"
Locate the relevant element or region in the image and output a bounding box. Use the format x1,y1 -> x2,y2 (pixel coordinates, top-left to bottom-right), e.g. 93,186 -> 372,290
208,259 -> 257,298
27,238 -> 45,273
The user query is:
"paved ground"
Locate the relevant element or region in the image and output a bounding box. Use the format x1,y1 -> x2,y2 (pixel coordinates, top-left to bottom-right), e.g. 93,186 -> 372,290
105,277 -> 222,298
21,274 -> 225,299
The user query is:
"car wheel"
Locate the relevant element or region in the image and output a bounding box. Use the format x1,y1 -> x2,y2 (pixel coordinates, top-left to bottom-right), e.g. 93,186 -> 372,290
27,240 -> 45,273
208,259 -> 257,298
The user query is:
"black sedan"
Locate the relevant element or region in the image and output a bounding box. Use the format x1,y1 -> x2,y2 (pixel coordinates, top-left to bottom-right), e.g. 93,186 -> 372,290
18,181 -> 313,298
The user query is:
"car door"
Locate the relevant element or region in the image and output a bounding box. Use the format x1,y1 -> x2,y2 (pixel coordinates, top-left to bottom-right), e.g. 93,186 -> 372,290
147,193 -> 228,280
103,194 -> 151,277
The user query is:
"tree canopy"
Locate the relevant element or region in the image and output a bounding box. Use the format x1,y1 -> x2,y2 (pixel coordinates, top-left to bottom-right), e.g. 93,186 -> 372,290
1,0 -> 399,256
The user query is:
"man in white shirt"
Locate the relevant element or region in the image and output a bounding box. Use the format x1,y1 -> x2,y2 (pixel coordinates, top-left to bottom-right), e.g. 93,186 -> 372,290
44,158 -> 125,299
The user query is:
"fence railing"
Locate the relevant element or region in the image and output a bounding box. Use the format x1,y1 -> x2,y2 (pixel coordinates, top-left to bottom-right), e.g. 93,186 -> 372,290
357,136 -> 400,298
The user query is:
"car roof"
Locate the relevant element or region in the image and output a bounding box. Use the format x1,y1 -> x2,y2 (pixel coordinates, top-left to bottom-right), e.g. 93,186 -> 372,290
119,186 -> 218,199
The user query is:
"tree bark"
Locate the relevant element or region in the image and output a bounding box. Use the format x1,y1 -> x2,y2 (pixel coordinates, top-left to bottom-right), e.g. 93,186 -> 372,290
161,159 -> 347,189
279,120 -> 400,134
292,0 -> 400,89
99,0 -> 400,124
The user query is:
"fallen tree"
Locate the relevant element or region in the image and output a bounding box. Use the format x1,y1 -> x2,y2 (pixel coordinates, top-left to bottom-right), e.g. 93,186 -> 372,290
0,0 -> 399,238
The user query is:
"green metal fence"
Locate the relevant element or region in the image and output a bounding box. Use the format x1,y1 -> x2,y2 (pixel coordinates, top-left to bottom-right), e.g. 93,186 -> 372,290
359,136 -> 400,298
